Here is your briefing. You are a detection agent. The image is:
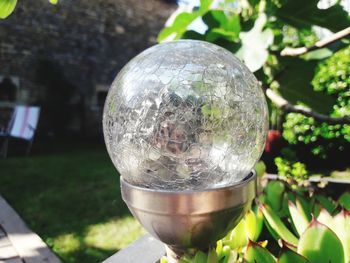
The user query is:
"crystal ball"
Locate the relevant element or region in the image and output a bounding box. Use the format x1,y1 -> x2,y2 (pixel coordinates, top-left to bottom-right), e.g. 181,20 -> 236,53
103,40 -> 268,190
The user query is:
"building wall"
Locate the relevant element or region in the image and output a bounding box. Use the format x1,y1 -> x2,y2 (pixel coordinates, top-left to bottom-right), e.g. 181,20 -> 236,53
0,0 -> 175,137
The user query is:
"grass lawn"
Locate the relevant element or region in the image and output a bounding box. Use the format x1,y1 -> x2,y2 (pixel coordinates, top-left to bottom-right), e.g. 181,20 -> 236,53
0,142 -> 144,263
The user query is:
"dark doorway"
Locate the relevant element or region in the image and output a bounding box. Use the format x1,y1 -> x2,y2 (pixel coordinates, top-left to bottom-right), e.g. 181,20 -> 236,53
0,77 -> 17,102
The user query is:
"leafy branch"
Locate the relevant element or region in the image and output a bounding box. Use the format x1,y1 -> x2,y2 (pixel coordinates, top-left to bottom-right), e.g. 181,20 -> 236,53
266,88 -> 350,125
266,27 -> 350,125
281,27 -> 350,57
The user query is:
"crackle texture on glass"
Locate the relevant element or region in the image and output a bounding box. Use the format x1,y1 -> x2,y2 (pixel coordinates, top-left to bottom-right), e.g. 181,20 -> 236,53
103,40 -> 268,190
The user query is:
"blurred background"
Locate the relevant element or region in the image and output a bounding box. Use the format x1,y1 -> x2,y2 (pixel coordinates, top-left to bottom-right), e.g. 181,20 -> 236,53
0,0 -> 349,262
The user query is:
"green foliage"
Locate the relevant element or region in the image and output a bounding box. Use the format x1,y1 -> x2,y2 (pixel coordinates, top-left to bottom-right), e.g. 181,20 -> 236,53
316,195 -> 337,214
261,204 -> 299,245
275,0 -> 350,32
264,180 -> 285,211
221,209 -> 263,249
158,0 -> 213,42
339,192 -> 350,211
0,0 -> 17,19
159,0 -> 349,74
245,240 -> 276,263
245,209 -> 264,241
283,114 -> 350,158
313,45 -> 350,96
288,201 -> 309,237
282,46 -> 350,159
277,57 -> 335,114
159,0 -> 350,164
274,156 -> 308,181
255,161 -> 267,178
297,219 -> 345,263
171,179 -> 350,263
278,246 -> 310,263
313,46 -> 350,128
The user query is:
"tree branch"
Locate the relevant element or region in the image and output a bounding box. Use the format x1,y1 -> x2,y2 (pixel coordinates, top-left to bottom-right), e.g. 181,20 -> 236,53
265,89 -> 350,125
281,27 -> 350,57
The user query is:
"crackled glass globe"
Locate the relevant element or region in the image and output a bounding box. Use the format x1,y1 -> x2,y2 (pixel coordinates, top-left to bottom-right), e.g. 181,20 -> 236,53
103,40 -> 268,190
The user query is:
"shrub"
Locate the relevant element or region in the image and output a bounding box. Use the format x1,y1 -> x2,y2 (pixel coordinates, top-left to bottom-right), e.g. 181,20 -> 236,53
161,180 -> 350,263
282,46 -> 350,159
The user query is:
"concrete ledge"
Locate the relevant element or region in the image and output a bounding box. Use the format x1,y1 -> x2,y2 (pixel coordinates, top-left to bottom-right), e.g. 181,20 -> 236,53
0,195 -> 61,263
103,234 -> 165,263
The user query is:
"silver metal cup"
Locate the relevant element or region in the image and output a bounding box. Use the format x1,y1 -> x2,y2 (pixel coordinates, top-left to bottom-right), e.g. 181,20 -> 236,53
121,171 -> 256,261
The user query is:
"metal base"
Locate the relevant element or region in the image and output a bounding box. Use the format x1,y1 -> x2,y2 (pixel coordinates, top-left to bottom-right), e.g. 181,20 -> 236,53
121,171 -> 256,255
165,245 -> 207,263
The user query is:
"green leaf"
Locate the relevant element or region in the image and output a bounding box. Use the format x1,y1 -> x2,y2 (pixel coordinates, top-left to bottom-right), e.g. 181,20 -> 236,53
298,219 -> 345,263
301,48 -> 333,61
288,201 -> 309,237
204,11 -> 241,44
179,255 -> 194,263
255,161 -> 266,178
279,192 -> 291,218
222,250 -> 238,263
339,192 -> 350,211
245,209 -> 263,241
206,28 -> 238,42
158,12 -> 200,42
316,208 -> 333,228
202,10 -> 222,28
278,57 -> 335,114
49,0 -> 58,4
160,256 -> 168,263
207,248 -> 218,263
332,210 -> 350,263
295,195 -> 312,222
158,0 -> 213,42
194,251 -> 207,263
203,10 -> 240,33
261,205 -> 299,246
221,245 -> 233,263
276,0 -> 350,32
278,246 -> 310,263
264,215 -> 281,241
245,240 -> 276,263
264,181 -> 285,212
182,30 -> 206,40
223,218 -> 247,249
214,11 -> 240,33
0,0 -> 17,19
279,240 -> 298,252
315,195 -> 337,214
199,0 -> 212,12
236,13 -> 273,72
312,202 -> 322,218
216,240 -> 223,260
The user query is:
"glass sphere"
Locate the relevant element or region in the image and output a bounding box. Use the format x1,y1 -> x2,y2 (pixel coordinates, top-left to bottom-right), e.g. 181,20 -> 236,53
103,40 -> 268,190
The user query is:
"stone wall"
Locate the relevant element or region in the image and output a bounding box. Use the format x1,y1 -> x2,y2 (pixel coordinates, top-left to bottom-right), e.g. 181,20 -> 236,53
0,0 -> 176,137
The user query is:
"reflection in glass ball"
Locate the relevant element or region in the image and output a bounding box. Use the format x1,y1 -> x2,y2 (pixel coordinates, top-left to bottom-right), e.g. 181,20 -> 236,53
103,40 -> 268,190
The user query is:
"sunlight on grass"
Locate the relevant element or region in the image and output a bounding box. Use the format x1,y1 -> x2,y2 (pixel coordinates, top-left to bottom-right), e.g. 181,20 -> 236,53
84,216 -> 145,250
48,216 -> 145,262
51,233 -> 81,254
0,144 -> 144,262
